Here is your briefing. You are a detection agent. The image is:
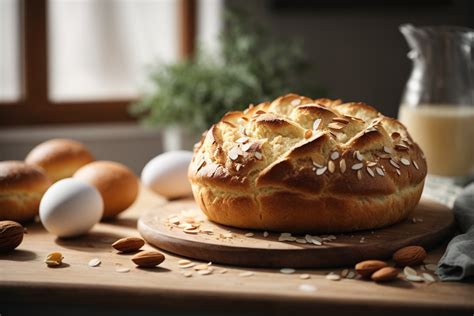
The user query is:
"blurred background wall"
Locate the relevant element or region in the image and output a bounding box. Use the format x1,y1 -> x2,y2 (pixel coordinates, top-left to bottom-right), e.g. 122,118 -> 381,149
228,0 -> 474,117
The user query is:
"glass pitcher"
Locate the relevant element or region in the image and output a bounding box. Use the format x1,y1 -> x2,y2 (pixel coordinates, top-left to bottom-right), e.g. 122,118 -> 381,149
398,24 -> 474,179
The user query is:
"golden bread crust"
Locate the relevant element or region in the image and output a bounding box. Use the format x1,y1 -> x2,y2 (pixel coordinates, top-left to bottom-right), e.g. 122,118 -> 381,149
25,138 -> 94,182
0,161 -> 52,222
189,94 -> 427,233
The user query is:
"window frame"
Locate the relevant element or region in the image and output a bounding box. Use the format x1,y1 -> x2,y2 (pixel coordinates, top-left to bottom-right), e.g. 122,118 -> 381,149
0,0 -> 196,126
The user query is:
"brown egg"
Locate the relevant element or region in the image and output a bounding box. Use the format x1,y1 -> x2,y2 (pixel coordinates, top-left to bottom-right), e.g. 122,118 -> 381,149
73,161 -> 138,219
0,161 -> 51,222
26,138 -> 94,182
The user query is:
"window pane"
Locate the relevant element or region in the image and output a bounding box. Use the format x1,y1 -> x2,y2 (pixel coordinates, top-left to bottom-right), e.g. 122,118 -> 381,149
0,0 -> 21,102
48,0 -> 179,101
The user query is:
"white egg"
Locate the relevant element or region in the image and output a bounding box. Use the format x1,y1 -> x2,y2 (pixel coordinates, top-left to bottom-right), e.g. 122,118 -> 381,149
141,150 -> 193,199
39,178 -> 103,238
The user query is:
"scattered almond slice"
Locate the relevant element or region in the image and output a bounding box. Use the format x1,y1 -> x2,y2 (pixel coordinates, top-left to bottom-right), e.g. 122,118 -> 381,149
178,259 -> 191,265
263,231 -> 269,237
424,264 -> 437,271
280,268 -> 296,274
244,232 -> 254,237
179,262 -> 195,269
422,273 -> 435,282
115,267 -> 130,273
403,266 -> 418,277
182,271 -> 193,278
406,274 -> 424,282
341,269 -> 349,278
326,273 -> 341,281
299,274 -> 310,280
88,258 -> 101,267
239,271 -> 254,277
197,269 -> 213,276
194,264 -> 211,271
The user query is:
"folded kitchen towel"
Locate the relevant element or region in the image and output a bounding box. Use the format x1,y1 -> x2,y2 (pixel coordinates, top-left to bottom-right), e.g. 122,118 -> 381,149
438,183 -> 474,281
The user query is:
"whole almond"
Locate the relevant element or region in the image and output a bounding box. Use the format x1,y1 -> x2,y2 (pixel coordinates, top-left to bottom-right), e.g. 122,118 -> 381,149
112,237 -> 145,253
355,260 -> 388,277
131,251 -> 165,268
393,246 -> 427,267
371,267 -> 399,282
0,221 -> 24,252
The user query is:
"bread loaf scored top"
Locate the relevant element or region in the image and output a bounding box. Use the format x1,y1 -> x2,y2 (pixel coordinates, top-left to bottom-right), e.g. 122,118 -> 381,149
188,94 -> 427,233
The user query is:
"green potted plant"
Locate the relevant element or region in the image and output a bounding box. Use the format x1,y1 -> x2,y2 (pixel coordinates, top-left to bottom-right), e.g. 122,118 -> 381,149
130,10 -> 323,150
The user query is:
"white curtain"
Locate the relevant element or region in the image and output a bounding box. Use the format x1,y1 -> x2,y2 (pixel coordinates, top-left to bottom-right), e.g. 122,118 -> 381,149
48,0 -> 222,101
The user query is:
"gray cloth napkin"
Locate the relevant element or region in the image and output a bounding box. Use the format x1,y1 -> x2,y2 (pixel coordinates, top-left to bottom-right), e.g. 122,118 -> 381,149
438,183 -> 474,281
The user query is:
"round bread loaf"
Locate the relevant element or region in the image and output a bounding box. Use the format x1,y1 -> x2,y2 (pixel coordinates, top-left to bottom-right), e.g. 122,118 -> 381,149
0,161 -> 52,222
73,161 -> 139,219
188,94 -> 427,233
26,138 -> 94,182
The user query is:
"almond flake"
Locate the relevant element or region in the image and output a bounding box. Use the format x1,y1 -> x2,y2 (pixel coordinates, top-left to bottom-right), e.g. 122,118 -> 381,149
413,161 -> 419,170
239,271 -> 254,277
263,231 -> 269,237
396,169 -> 401,176
333,117 -> 349,124
168,217 -> 180,225
296,238 -> 307,244
254,151 -> 263,160
299,274 -> 311,280
280,268 -> 296,274
401,158 -> 410,166
422,273 -> 435,282
244,232 -> 254,237
291,98 -> 302,106
355,151 -> 363,161
115,267 -> 130,273
390,159 -> 400,169
403,266 -> 417,277
197,269 -> 213,276
328,160 -> 336,173
367,161 -> 377,167
341,269 -> 349,278
235,164 -> 242,171
326,273 -> 341,281
376,167 -> 385,176
88,258 -> 101,267
351,163 -> 363,170
183,228 -> 198,234
241,142 -> 252,152
182,271 -> 193,278
328,122 -> 345,130
406,274 -> 424,282
357,170 -> 362,180
367,167 -> 375,177
330,151 -> 340,160
236,137 -> 249,143
194,264 -> 211,271
340,159 -> 347,173
228,147 -> 239,160
316,166 -> 327,176
346,271 -> 356,279
178,259 -> 191,265
383,146 -> 392,154
179,262 -> 195,269
312,119 -> 322,131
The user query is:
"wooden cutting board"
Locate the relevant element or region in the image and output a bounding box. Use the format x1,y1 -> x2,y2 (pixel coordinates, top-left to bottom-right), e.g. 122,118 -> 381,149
138,197 -> 455,268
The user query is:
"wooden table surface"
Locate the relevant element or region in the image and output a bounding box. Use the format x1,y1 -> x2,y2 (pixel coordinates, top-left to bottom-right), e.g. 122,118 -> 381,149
1,188 -> 473,316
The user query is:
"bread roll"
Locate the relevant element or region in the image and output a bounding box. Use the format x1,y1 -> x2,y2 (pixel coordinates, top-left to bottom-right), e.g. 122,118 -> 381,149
26,138 -> 94,182
0,161 -> 51,222
73,161 -> 139,219
188,94 -> 427,233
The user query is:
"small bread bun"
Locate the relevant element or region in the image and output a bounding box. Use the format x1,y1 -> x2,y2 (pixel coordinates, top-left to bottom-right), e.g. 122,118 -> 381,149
189,94 -> 427,233
25,138 -> 94,182
73,161 -> 139,219
0,161 -> 51,222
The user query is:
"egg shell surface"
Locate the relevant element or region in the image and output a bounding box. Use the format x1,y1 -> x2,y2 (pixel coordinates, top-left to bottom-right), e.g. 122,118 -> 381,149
141,150 -> 193,199
39,178 -> 103,238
